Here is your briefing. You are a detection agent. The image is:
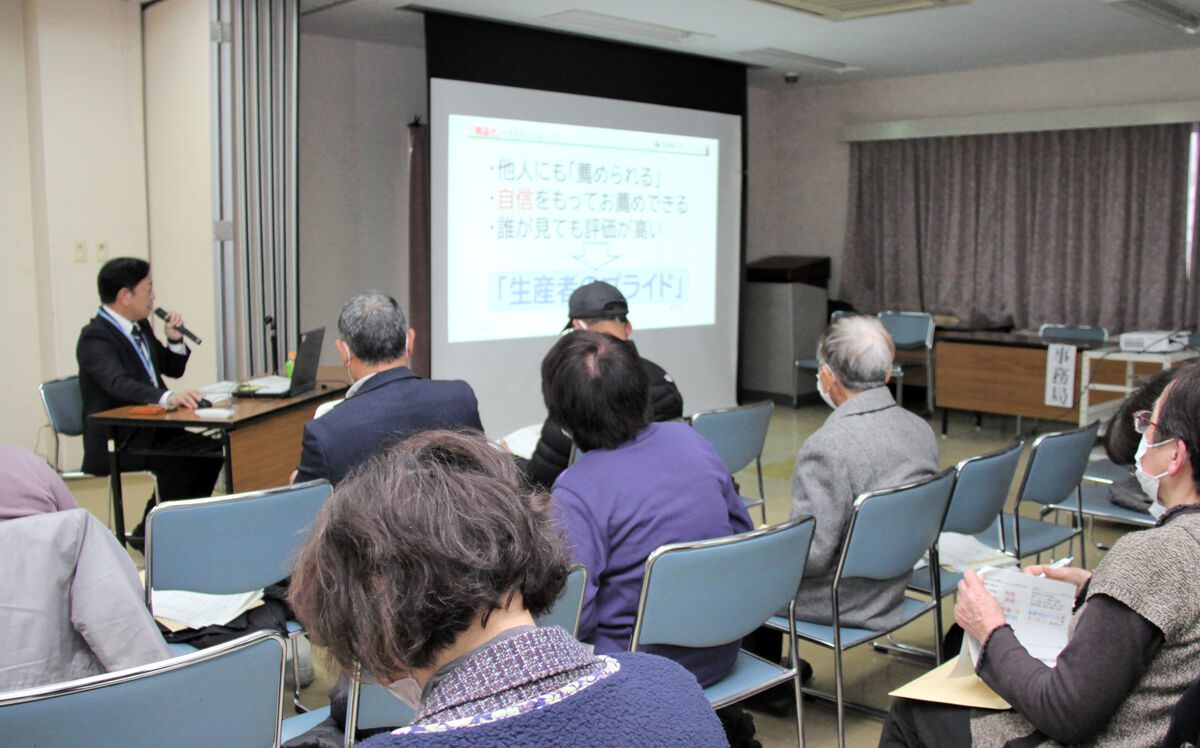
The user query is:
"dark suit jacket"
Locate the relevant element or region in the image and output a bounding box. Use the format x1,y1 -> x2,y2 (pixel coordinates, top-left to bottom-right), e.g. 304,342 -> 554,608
76,313 -> 189,475
294,366 -> 484,486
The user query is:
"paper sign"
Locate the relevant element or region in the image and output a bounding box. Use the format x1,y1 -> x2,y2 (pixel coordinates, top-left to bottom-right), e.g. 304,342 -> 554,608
1044,343 -> 1076,408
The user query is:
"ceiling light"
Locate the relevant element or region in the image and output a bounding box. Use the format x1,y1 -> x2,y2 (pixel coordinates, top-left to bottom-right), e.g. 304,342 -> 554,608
544,10 -> 711,43
1106,0 -> 1200,34
756,0 -> 968,22
739,47 -> 864,73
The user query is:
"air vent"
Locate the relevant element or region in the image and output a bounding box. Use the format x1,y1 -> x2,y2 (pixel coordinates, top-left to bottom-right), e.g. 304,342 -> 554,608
739,47 -> 863,73
758,0 -> 969,21
544,11 -> 712,43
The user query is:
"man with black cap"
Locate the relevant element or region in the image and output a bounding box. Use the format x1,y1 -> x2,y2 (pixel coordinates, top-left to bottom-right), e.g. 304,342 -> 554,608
524,280 -> 683,489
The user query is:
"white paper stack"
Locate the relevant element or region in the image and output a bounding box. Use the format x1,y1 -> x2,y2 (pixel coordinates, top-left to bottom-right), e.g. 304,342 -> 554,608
151,588 -> 265,629
938,532 -> 1020,572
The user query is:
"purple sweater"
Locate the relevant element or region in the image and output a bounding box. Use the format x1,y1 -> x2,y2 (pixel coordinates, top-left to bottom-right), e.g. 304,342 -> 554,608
552,421 -> 754,686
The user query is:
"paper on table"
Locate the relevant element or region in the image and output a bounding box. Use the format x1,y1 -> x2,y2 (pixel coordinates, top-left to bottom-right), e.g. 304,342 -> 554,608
151,588 -> 265,629
966,567 -> 1076,667
500,423 -> 543,460
938,532 -> 1020,572
890,658 -> 1011,710
193,407 -> 235,419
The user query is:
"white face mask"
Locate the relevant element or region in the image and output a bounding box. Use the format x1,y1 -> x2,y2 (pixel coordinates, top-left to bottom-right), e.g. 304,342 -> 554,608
1134,432 -> 1175,511
816,368 -> 837,410
383,675 -> 423,709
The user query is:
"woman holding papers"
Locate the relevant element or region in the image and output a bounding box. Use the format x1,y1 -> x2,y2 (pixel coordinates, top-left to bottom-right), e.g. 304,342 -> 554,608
881,362 -> 1200,747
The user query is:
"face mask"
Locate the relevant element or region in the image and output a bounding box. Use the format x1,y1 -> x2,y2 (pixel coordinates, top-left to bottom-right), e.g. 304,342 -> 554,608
1134,433 -> 1175,507
816,370 -> 836,410
383,675 -> 423,709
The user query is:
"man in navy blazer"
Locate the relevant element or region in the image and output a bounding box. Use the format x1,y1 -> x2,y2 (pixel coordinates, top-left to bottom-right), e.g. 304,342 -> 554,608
293,291 -> 483,486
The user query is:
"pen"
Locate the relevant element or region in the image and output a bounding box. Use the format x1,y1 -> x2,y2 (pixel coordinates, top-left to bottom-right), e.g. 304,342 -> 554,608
1039,556 -> 1074,577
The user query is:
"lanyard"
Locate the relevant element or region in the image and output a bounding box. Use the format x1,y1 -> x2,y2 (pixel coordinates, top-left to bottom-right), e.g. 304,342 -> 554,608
98,308 -> 157,384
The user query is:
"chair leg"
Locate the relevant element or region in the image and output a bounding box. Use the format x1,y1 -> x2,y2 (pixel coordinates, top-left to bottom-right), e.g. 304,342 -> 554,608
872,633 -> 936,660
756,458 -> 768,525
290,634 -> 308,713
791,645 -> 805,748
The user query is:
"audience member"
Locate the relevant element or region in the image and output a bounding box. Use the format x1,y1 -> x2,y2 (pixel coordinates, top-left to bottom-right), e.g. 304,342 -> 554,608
0,445 -> 169,691
293,291 -> 483,486
288,430 -> 726,747
881,362 -> 1200,746
543,330 -> 752,687
76,257 -> 222,534
524,281 -> 682,489
790,314 -> 938,627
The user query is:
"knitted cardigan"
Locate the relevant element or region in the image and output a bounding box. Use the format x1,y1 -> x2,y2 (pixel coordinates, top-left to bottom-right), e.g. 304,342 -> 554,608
359,627 -> 726,748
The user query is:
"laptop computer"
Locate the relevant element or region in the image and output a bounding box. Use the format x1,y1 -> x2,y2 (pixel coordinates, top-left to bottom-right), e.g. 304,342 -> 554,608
233,327 -> 325,399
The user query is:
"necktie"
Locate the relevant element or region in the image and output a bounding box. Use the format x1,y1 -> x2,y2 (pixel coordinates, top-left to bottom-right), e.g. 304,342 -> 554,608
130,325 -> 156,384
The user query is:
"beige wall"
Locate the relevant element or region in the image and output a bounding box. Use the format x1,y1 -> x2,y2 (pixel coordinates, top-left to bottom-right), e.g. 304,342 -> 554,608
298,33 -> 426,365
747,47 -> 1200,298
4,0 -> 148,466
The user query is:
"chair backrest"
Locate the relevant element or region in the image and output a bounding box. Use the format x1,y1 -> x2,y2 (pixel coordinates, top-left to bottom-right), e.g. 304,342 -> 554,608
1016,421 -> 1101,507
145,479 -> 332,599
534,564 -> 588,637
689,400 -> 774,474
838,467 -> 956,582
943,440 -> 1025,535
346,670 -> 416,740
1038,324 -> 1108,347
629,517 -> 816,650
39,376 -> 85,438
0,630 -> 285,748
877,311 -> 935,351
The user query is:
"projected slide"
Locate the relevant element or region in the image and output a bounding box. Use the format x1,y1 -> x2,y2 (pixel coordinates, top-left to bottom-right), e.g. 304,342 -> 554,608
446,115 -> 719,343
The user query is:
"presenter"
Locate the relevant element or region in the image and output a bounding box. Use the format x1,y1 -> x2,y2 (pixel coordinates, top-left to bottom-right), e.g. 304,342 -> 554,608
76,258 -> 222,538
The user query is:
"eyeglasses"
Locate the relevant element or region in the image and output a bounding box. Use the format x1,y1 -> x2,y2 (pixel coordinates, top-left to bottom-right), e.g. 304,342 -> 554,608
1132,410 -> 1158,435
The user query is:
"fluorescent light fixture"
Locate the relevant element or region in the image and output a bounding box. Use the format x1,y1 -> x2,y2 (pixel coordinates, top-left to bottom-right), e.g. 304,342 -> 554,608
1106,0 -> 1200,34
544,10 -> 712,43
738,47 -> 864,73
757,0 -> 968,21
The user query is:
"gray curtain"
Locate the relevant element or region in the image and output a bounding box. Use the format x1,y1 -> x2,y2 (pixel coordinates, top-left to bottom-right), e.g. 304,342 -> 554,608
841,123 -> 1195,333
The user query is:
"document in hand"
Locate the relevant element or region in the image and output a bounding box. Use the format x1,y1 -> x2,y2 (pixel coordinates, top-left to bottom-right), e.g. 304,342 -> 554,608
965,567 -> 1076,667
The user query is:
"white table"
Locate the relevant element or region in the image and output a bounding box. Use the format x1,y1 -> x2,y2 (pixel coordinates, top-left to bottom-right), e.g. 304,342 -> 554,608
1078,346 -> 1198,426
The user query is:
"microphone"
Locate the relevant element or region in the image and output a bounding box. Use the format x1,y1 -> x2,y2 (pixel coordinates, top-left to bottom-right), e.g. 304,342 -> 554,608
154,307 -> 202,345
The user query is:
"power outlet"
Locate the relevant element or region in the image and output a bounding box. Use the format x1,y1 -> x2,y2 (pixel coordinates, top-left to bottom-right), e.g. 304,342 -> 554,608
72,241 -> 87,264
96,240 -> 109,261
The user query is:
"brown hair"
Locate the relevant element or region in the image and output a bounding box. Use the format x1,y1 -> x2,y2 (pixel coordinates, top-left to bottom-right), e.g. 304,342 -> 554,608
288,430 -> 571,675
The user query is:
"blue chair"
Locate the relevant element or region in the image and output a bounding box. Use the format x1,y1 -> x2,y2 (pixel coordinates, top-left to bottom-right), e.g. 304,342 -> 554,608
39,375 -> 159,537
910,439 -> 1025,598
0,630 -> 285,748
878,311 -> 935,414
1042,457 -> 1153,549
973,421 -> 1099,567
765,467 -> 956,748
534,563 -> 588,636
629,517 -> 817,748
144,479 -> 332,711
689,401 -> 775,523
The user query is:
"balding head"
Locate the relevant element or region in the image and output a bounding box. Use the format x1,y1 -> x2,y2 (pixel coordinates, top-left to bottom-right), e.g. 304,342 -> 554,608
818,315 -> 895,394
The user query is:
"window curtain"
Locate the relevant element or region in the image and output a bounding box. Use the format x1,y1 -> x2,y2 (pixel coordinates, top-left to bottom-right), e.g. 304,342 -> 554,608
841,123 -> 1195,333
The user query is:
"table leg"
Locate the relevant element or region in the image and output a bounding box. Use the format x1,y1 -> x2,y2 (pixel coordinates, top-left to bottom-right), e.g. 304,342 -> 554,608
222,432 -> 234,494
106,426 -> 126,547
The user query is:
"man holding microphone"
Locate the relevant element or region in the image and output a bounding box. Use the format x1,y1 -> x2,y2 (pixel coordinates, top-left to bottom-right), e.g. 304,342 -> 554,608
76,257 -> 221,541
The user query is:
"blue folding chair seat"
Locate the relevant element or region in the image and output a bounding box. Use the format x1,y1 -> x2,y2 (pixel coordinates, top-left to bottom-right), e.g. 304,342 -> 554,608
0,630 -> 285,748
764,467 -> 956,748
630,517 -> 816,747
534,564 -> 588,636
690,401 -> 774,524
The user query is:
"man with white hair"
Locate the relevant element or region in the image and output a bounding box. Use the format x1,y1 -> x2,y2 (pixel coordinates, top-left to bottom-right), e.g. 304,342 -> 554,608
791,314 -> 939,628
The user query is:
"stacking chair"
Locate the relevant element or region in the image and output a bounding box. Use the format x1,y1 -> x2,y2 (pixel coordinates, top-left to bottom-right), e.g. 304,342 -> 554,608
629,517 -> 817,747
973,421 -> 1099,567
878,311 -> 935,414
39,375 -> 158,535
690,400 -> 774,523
910,439 -> 1025,598
1043,457 -> 1153,549
0,630 -> 285,748
765,467 -> 956,748
144,479 -> 332,711
534,563 -> 588,636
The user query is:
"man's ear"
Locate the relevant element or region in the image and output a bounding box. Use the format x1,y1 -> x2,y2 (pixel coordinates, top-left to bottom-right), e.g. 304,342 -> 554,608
405,327 -> 416,357
571,319 -> 587,331
1168,439 -> 1190,477
335,339 -> 352,368
115,287 -> 132,306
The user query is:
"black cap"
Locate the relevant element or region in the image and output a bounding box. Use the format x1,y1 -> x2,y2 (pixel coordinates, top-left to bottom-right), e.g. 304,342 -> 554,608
564,281 -> 628,330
